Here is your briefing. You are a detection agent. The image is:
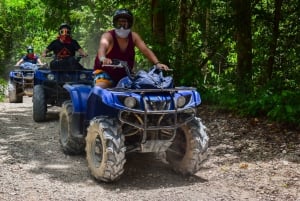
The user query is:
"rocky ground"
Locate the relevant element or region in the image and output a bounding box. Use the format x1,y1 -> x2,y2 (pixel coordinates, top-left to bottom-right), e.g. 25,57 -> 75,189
0,96 -> 299,201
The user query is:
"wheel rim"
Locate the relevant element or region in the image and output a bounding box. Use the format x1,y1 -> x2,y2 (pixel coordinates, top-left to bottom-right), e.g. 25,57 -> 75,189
91,134 -> 103,168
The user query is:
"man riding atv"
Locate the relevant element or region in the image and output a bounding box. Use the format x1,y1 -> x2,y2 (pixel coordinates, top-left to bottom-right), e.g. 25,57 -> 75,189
9,46 -> 43,103
32,23 -> 93,122
15,46 -> 44,69
93,8 -> 168,88
42,23 -> 88,70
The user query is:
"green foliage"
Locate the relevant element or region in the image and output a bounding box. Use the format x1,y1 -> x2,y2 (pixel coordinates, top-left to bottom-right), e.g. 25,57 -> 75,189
198,0 -> 299,126
203,80 -> 300,126
0,78 -> 7,101
0,0 -> 48,64
266,91 -> 300,124
241,89 -> 300,125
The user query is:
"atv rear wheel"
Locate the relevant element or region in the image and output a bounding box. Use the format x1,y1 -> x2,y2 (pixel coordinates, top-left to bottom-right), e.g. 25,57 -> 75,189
165,117 -> 209,175
8,80 -> 23,103
32,85 -> 47,122
85,117 -> 126,182
59,101 -> 85,155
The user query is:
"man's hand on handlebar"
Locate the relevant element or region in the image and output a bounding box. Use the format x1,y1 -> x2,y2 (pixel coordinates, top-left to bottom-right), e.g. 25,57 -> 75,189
101,57 -> 112,65
79,53 -> 88,58
155,63 -> 173,71
155,63 -> 170,71
102,59 -> 127,68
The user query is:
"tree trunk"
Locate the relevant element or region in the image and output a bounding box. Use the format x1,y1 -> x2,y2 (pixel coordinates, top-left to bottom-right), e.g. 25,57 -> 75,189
202,5 -> 210,84
151,0 -> 166,45
151,0 -> 168,65
232,0 -> 252,94
266,0 -> 283,80
174,0 -> 197,81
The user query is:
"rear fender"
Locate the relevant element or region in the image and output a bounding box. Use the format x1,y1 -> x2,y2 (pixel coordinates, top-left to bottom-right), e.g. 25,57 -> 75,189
63,84 -> 92,113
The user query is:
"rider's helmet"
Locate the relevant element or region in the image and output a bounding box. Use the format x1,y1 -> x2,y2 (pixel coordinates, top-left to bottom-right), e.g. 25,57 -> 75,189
27,46 -> 34,54
113,9 -> 133,29
59,23 -> 71,35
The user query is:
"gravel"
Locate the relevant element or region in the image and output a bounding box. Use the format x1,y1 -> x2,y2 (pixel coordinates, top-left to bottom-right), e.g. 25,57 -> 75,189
0,96 -> 299,201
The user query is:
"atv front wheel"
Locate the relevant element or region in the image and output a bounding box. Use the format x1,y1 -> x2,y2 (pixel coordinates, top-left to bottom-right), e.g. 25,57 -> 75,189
8,80 -> 23,103
59,101 -> 85,155
32,85 -> 47,122
165,117 -> 209,175
85,117 -> 126,182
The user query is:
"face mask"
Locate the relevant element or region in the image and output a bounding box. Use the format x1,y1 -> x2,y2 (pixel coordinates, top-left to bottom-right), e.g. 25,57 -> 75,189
115,27 -> 131,38
27,53 -> 34,59
59,35 -> 72,44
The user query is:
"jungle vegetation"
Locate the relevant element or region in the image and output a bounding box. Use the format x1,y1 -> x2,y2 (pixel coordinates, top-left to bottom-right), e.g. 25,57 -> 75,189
0,0 -> 299,125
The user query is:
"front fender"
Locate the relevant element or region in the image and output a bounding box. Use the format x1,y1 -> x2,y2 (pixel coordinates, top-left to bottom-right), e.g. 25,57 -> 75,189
63,84 -> 92,112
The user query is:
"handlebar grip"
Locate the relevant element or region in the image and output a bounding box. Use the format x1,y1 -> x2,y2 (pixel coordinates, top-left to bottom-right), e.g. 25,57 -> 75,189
111,59 -> 121,65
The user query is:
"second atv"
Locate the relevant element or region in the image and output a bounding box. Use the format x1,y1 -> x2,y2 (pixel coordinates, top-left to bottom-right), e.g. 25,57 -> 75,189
32,56 -> 94,122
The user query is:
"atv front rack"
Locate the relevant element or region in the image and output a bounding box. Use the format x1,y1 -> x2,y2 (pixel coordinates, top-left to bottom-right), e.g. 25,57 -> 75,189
109,86 -> 200,130
109,87 -> 200,152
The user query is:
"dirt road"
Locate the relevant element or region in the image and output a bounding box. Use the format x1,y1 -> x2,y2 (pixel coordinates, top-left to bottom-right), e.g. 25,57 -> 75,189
0,97 -> 299,201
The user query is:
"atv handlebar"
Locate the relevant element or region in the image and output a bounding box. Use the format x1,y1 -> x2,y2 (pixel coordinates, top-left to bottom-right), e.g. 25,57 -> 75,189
102,59 -> 173,77
101,59 -> 128,68
14,63 -> 47,69
102,59 -> 134,80
44,54 -> 87,60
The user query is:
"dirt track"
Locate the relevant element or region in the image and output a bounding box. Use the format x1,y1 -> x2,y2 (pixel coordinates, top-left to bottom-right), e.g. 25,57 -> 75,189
0,96 -> 299,201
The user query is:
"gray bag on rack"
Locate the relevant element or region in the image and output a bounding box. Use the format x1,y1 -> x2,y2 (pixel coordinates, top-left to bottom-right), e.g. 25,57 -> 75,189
131,67 -> 173,89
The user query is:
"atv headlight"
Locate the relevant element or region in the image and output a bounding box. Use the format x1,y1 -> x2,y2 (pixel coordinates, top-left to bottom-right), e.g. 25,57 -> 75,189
47,73 -> 55,80
124,97 -> 136,108
176,96 -> 186,108
79,73 -> 87,80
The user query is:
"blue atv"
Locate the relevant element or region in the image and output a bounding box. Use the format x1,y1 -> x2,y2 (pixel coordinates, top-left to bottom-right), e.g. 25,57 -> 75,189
8,62 -> 41,103
59,60 -> 209,182
32,56 -> 94,122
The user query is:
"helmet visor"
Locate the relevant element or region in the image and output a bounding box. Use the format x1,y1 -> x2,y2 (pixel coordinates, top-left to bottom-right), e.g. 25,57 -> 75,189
59,28 -> 70,36
27,49 -> 33,53
114,18 -> 130,29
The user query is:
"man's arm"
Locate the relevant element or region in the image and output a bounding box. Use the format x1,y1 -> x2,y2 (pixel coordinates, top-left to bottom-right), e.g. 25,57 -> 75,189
42,48 -> 49,57
16,58 -> 24,66
78,48 -> 87,57
133,32 -> 159,64
132,32 -> 169,70
42,40 -> 55,57
37,58 -> 44,65
97,32 -> 112,64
